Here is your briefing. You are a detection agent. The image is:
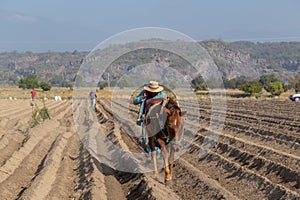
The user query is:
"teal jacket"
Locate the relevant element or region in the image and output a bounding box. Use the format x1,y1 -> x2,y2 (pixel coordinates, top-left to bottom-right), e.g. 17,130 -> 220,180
133,90 -> 166,105
133,90 -> 166,125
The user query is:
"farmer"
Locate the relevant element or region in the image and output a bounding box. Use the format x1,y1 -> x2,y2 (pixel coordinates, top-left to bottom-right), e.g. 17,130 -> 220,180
89,90 -> 97,109
133,81 -> 166,153
31,89 -> 36,101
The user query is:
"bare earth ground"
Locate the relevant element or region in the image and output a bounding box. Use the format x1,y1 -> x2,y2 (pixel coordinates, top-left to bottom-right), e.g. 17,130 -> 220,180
0,93 -> 300,199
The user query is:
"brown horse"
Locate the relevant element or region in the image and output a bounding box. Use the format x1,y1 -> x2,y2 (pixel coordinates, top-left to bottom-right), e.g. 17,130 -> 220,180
144,97 -> 185,182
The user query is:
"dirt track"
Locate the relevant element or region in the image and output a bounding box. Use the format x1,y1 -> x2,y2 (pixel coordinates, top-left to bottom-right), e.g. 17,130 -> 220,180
0,97 -> 300,199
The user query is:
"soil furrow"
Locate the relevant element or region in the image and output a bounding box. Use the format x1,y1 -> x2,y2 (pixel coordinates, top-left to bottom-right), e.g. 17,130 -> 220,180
0,101 -> 70,167
186,141 -> 300,199
96,98 -> 235,199
0,103 -> 71,199
18,131 -> 74,199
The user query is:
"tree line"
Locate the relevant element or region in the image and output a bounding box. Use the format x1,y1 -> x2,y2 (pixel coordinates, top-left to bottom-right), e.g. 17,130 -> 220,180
18,74 -> 73,91
19,73 -> 300,97
192,74 -> 300,96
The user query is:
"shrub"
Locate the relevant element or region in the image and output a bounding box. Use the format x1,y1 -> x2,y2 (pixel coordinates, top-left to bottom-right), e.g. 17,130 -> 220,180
223,76 -> 249,89
194,84 -> 208,92
29,102 -> 50,127
19,75 -> 39,89
268,81 -> 284,96
259,74 -> 280,92
98,81 -> 105,90
65,81 -> 73,90
40,81 -> 52,91
191,75 -> 208,91
239,81 -> 263,95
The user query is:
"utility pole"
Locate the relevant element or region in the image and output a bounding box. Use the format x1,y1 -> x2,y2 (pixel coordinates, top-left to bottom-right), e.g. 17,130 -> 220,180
107,73 -> 110,89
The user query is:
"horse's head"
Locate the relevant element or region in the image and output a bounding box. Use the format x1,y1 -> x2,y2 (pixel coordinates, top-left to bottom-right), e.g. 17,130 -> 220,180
164,97 -> 185,152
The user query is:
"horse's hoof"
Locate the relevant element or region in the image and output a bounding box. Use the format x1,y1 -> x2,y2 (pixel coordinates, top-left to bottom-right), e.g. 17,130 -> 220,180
154,171 -> 159,176
165,178 -> 172,185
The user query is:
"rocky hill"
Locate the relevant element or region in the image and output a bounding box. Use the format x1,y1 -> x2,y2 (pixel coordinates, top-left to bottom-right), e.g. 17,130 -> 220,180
1,40 -> 299,86
0,51 -> 86,86
202,40 -> 300,80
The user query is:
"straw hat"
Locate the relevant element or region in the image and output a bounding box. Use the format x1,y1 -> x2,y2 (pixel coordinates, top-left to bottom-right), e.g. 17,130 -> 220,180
144,81 -> 164,93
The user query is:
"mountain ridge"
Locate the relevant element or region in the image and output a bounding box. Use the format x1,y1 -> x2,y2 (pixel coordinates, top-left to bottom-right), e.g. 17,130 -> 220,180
1,40 -> 299,86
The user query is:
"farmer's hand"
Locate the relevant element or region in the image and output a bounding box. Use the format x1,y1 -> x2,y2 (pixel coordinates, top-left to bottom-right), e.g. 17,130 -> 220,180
142,91 -> 147,99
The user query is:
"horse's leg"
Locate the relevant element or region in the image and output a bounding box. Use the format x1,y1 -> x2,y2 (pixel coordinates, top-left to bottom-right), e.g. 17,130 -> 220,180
152,150 -> 159,175
157,138 -> 172,182
164,144 -> 172,182
149,136 -> 158,175
168,145 -> 175,181
159,142 -> 169,172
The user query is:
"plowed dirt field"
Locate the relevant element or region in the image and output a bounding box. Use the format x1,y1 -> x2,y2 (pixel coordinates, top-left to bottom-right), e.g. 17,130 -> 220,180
0,97 -> 299,200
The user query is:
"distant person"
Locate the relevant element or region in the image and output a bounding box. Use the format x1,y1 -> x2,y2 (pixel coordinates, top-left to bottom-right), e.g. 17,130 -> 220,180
89,90 -> 97,109
31,89 -> 36,101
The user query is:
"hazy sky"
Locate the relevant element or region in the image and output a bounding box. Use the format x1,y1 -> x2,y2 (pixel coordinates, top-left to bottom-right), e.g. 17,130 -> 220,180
1,0 -> 300,52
